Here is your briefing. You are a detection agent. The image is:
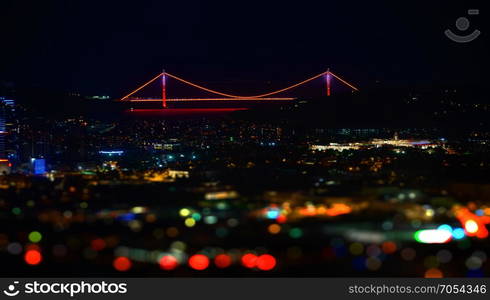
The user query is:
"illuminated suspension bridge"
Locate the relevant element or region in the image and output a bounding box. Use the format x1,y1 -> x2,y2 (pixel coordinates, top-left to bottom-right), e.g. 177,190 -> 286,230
120,70 -> 359,108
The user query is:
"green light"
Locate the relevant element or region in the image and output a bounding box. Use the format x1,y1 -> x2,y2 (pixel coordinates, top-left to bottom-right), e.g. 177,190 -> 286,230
413,231 -> 422,243
191,212 -> 201,221
12,207 -> 21,215
289,228 -> 303,239
29,231 -> 42,243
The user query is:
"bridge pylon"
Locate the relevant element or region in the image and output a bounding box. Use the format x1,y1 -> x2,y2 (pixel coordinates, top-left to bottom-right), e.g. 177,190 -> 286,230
162,69 -> 167,108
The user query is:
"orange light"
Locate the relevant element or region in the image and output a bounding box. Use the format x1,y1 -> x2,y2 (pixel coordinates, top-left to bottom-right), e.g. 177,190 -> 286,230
381,241 -> 397,254
256,254 -> 276,271
424,268 -> 443,278
324,203 -> 352,217
214,254 -> 232,269
241,253 -> 258,268
165,71 -> 331,99
24,250 -> 42,265
121,70 -> 359,103
159,255 -> 179,270
328,71 -> 360,91
120,73 -> 164,100
113,257 -> 132,272
268,224 -> 281,234
454,207 -> 490,239
188,254 -> 209,271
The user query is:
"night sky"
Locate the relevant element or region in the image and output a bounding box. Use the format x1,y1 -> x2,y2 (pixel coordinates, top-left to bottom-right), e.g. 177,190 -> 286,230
0,0 -> 486,96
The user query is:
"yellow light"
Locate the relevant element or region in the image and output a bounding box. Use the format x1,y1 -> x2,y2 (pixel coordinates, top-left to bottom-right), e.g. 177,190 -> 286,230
179,208 -> 191,217
132,206 -> 145,214
185,218 -> 196,227
465,220 -> 479,233
425,209 -> 434,217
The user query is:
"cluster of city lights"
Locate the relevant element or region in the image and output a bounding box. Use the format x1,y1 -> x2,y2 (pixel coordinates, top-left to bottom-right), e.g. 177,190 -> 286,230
112,245 -> 277,272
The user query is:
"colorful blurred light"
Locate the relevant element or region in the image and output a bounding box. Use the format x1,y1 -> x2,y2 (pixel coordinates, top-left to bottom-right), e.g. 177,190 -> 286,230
214,254 -> 232,269
24,250 -> 42,265
256,254 -> 276,271
381,241 -> 397,254
159,255 -> 179,270
268,224 -> 281,234
241,253 -> 258,268
424,268 -> 443,278
185,218 -> 196,227
465,220 -> 478,234
414,229 -> 452,244
437,224 -> 452,233
28,231 -> 42,243
452,228 -> 466,239
454,207 -> 490,239
113,257 -> 132,272
188,254 -> 209,270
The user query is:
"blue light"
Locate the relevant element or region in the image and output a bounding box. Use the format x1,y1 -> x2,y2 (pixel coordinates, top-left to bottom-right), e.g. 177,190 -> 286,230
117,213 -> 136,222
452,228 -> 466,239
438,224 -> 453,233
266,208 -> 280,219
32,158 -> 46,175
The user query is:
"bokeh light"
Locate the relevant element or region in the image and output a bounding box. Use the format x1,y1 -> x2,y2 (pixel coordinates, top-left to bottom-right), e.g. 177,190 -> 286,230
24,250 -> 42,265
113,257 -> 132,272
241,253 -> 258,268
256,254 -> 276,271
159,255 -> 179,270
188,254 -> 209,270
214,254 -> 232,269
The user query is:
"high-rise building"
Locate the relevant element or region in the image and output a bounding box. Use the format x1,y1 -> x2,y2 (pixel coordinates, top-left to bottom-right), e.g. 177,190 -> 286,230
0,97 -> 11,174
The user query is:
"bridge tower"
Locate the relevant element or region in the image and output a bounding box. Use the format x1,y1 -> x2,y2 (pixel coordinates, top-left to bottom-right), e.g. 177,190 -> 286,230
326,69 -> 331,97
162,69 -> 167,108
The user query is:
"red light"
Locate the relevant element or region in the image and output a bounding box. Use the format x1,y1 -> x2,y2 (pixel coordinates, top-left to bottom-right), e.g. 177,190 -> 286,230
159,255 -> 179,270
276,215 -> 287,224
113,257 -> 132,272
241,253 -> 258,268
188,254 -> 209,271
214,254 -> 232,269
256,254 -> 276,271
24,250 -> 42,265
91,238 -> 106,251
